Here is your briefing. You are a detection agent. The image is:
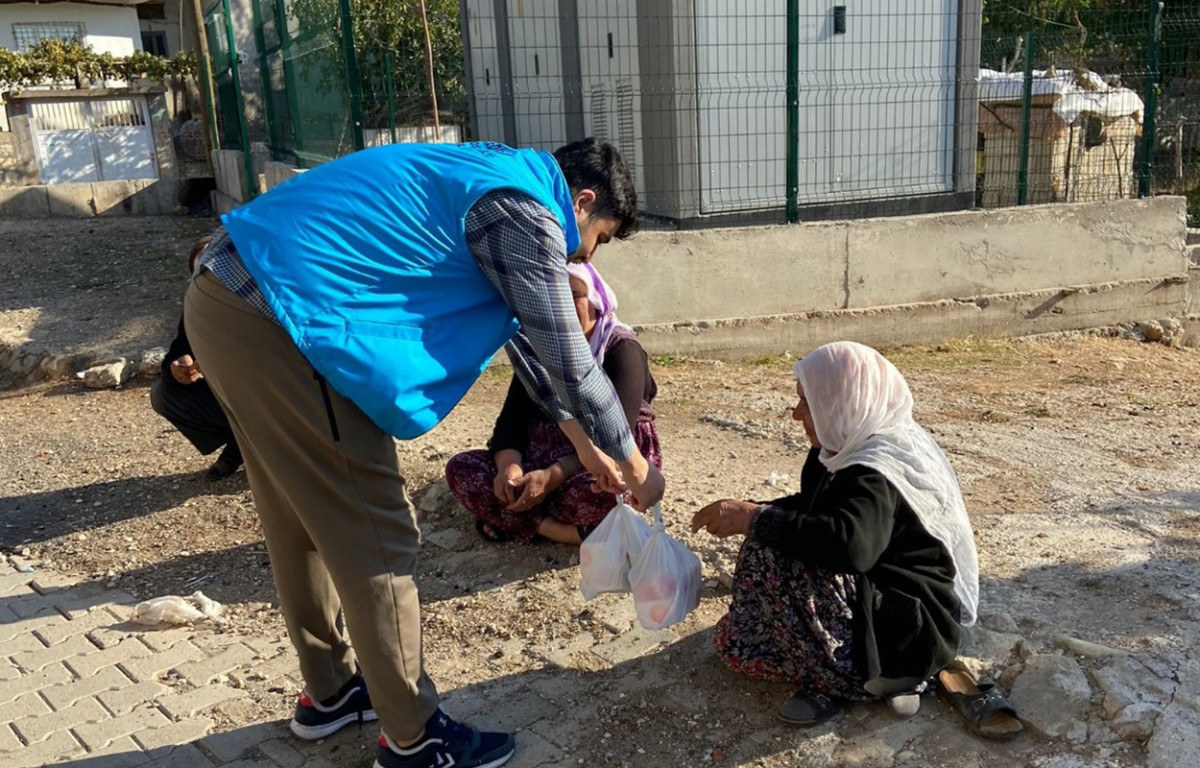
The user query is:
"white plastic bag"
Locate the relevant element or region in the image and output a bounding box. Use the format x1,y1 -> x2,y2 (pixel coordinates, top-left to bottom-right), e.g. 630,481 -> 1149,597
579,499 -> 653,600
131,591 -> 225,627
628,505 -> 702,630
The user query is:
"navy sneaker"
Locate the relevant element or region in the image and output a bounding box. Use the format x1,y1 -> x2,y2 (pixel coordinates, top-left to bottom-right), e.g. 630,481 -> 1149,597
289,673 -> 378,740
373,709 -> 515,768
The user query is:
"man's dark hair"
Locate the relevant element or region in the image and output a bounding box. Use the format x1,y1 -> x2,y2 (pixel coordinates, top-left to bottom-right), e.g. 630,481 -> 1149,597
553,138 -> 639,239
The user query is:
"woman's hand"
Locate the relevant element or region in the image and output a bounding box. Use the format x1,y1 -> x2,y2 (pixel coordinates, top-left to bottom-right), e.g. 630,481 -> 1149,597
506,465 -> 565,512
492,451 -> 525,506
691,499 -> 758,539
169,355 -> 203,385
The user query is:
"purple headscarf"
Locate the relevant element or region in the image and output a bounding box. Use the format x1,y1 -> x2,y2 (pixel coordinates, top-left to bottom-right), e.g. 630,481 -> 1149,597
565,261 -> 634,364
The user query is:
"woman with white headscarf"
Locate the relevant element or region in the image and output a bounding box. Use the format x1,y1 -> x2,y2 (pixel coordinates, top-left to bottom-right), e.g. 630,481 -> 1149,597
691,341 -> 979,726
446,262 -> 660,545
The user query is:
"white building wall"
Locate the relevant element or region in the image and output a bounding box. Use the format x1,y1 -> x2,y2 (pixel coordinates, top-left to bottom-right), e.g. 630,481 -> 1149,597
0,3 -> 144,56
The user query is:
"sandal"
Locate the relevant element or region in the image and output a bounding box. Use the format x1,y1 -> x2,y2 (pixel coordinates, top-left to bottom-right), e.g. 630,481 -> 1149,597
937,663 -> 1023,740
475,521 -> 511,544
778,691 -> 843,727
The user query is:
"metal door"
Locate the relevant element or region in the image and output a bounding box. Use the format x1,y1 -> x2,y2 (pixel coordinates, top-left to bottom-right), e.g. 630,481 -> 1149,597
578,0 -> 644,202
507,0 -> 567,150
467,0 -> 508,143
826,0 -> 957,200
28,97 -> 158,185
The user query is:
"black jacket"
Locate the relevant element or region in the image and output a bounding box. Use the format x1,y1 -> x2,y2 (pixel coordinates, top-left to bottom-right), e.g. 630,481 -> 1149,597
160,320 -> 192,387
753,447 -> 962,695
488,335 -> 656,454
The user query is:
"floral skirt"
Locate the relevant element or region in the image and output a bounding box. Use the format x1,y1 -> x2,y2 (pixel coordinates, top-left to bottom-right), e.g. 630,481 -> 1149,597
713,535 -> 873,701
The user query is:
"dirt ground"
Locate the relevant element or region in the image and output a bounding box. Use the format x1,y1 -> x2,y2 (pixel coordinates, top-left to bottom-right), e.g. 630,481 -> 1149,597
3,217 -> 1200,768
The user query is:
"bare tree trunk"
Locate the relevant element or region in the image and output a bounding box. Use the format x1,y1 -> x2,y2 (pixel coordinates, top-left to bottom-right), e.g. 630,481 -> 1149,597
418,0 -> 440,139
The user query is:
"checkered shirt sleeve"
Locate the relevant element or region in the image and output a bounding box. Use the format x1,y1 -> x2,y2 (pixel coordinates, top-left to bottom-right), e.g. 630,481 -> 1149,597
465,190 -> 636,461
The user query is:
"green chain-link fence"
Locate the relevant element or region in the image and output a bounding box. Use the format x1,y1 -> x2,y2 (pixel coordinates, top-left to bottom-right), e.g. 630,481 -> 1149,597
977,4 -> 1200,223
205,0 -> 1198,225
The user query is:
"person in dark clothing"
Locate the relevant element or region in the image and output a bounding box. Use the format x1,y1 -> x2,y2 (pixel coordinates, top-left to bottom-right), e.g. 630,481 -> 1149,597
149,235 -> 242,481
691,341 -> 979,726
445,261 -> 660,545
149,318 -> 242,480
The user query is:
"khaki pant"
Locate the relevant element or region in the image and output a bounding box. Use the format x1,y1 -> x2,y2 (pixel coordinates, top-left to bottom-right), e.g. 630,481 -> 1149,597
184,271 -> 439,741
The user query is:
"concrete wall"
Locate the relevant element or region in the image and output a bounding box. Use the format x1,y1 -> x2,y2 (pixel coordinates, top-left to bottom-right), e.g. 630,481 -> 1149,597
0,178 -> 183,217
0,132 -> 16,185
593,197 -> 1192,358
0,3 -> 143,56
200,163 -> 1197,355
264,160 -> 304,190
211,148 -> 247,204
5,116 -> 41,185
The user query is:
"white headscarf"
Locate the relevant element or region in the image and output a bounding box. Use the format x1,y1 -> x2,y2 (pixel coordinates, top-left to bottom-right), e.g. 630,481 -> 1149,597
565,261 -> 633,364
794,341 -> 979,626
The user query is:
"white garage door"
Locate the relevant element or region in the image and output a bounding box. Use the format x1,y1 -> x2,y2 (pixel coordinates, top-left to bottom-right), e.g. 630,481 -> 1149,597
28,97 -> 158,185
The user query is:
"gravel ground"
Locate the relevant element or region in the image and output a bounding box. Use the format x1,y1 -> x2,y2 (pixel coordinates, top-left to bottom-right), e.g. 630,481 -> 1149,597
3,216 -> 1200,767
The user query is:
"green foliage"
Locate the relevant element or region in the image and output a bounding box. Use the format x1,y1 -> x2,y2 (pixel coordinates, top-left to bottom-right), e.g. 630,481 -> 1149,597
282,0 -> 464,126
0,40 -> 195,91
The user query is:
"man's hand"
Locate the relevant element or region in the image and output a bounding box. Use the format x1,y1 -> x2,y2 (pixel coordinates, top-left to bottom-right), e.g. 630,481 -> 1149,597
507,466 -> 564,512
691,499 -> 758,539
619,453 -> 665,512
558,420 -> 628,498
492,452 -> 525,506
170,355 -> 203,385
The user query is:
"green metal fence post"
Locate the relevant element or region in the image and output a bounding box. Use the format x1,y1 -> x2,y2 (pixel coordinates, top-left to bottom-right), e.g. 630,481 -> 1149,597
249,0 -> 278,158
221,0 -> 256,200
785,0 -> 799,223
1138,0 -> 1163,198
338,0 -> 365,151
274,0 -> 303,161
1017,29 -> 1036,206
385,52 -> 398,144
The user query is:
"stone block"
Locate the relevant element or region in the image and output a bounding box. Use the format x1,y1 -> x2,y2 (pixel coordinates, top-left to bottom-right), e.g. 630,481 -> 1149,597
156,683 -> 247,720
92,180 -> 145,216
0,729 -> 81,767
75,706 -> 172,751
118,640 -> 204,683
174,643 -> 255,686
199,722 -> 284,763
67,636 -> 153,678
41,665 -> 132,710
12,695 -> 108,744
1008,654 -> 1092,740
97,680 -> 170,715
133,718 -> 214,756
47,182 -> 95,217
0,186 -> 50,218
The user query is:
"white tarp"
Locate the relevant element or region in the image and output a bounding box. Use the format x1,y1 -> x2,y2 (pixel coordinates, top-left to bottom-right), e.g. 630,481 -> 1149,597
978,68 -> 1144,125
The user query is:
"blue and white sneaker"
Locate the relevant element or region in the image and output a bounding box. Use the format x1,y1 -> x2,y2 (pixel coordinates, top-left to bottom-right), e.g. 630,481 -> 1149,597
289,673 -> 378,740
373,709 -> 515,768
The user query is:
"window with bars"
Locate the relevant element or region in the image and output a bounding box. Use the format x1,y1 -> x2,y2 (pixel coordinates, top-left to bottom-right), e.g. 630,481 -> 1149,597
13,22 -> 85,51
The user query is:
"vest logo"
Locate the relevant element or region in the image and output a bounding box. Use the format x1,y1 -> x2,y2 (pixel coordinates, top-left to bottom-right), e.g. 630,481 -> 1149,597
461,141 -> 515,155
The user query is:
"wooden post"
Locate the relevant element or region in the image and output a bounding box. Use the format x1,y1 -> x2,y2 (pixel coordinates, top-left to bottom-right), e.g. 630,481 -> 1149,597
1176,125 -> 1185,186
418,0 -> 441,139
190,0 -> 219,153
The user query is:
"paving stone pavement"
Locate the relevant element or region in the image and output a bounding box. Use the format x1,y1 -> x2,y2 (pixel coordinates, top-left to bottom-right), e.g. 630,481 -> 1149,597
0,555 -> 345,768
0,552 -> 673,768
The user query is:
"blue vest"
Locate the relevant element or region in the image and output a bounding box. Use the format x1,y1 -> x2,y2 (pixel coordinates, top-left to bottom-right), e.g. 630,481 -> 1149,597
221,142 -> 581,439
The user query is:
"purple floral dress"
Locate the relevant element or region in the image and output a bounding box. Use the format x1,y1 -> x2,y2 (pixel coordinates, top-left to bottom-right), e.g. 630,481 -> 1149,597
713,534 -> 873,701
